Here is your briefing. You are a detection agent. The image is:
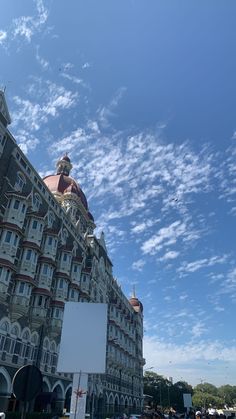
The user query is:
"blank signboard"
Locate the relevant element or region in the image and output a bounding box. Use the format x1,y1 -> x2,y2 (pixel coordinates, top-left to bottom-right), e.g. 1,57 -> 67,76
57,302 -> 108,373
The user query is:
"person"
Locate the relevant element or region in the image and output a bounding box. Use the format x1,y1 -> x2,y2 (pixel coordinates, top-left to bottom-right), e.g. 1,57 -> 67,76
195,412 -> 202,419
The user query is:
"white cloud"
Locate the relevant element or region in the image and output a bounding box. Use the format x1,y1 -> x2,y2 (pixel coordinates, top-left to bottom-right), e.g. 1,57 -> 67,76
97,87 -> 127,127
159,250 -> 180,261
36,46 -> 49,70
144,335 -> 236,385
191,321 -> 208,338
132,259 -> 146,271
17,129 -> 39,154
141,221 -> 187,255
82,62 -> 91,69
178,255 -> 228,274
12,81 -> 78,133
61,73 -> 84,86
0,30 -> 7,44
12,0 -> 49,43
46,93 -> 215,252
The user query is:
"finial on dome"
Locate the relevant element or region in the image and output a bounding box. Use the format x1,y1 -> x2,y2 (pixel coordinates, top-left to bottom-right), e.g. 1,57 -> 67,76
56,154 -> 73,176
132,284 -> 136,299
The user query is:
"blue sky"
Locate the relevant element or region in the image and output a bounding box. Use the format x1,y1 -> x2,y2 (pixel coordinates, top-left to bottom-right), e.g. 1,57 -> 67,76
1,0 -> 236,386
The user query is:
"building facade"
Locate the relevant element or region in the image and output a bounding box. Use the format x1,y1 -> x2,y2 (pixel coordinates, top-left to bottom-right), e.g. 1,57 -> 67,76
0,90 -> 145,417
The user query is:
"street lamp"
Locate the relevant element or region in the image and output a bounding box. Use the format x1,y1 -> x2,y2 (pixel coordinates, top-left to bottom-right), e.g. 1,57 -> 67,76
166,382 -> 171,407
154,381 -> 162,408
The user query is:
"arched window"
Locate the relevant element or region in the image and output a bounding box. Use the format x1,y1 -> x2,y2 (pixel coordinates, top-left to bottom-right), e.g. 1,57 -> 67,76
14,172 -> 26,192
11,324 -> 20,337
31,332 -> 39,345
0,321 -> 9,333
43,338 -> 50,350
22,330 -> 30,341
50,341 -> 56,353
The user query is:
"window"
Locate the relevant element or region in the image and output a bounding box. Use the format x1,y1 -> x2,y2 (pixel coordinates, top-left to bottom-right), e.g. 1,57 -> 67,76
0,133 -> 6,146
38,296 -> 43,306
5,270 -> 11,282
59,279 -> 64,289
14,172 -> 26,192
48,236 -> 53,246
19,282 -> 25,294
13,234 -> 18,247
33,194 -> 42,211
0,321 -> 9,334
63,253 -> 67,262
5,231 -> 12,243
32,220 -> 38,229
22,204 -> 26,213
13,200 -> 20,210
25,249 -> 32,261
43,265 -> 48,275
71,289 -> 75,298
73,265 -> 78,273
48,211 -> 55,228
61,228 -> 68,244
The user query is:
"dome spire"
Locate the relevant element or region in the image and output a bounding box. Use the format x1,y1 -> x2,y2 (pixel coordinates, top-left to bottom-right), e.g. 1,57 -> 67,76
56,154 -> 73,176
132,284 -> 136,299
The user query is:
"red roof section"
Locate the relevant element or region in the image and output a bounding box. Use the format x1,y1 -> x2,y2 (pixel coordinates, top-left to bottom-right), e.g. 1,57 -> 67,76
43,173 -> 88,210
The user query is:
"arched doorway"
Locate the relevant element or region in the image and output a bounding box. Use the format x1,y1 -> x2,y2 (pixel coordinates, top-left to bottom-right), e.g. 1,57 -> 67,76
52,382 -> 65,414
34,378 -> 54,413
0,368 -> 11,412
97,394 -> 104,419
64,386 -> 72,413
114,394 -> 119,416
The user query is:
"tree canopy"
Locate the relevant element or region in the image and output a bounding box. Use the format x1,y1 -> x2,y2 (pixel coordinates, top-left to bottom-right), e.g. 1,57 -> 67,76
143,372 -> 236,411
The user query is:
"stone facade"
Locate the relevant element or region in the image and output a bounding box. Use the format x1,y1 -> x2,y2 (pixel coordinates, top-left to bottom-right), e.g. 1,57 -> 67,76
0,90 -> 145,417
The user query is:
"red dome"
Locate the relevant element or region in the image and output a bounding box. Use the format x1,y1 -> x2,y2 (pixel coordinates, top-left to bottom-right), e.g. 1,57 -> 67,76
43,173 -> 88,210
129,297 -> 143,313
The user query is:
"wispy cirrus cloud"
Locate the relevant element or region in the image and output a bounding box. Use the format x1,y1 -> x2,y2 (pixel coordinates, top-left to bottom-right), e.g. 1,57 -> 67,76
97,87 -> 127,128
45,106 -> 216,254
159,250 -> 180,262
12,0 -> 49,43
35,45 -> 50,70
132,259 -> 146,271
12,80 -> 78,151
141,220 -> 189,256
178,254 -> 228,274
0,30 -> 7,44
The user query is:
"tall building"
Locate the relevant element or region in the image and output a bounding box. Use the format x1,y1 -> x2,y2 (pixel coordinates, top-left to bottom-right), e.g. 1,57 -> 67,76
0,90 -> 145,417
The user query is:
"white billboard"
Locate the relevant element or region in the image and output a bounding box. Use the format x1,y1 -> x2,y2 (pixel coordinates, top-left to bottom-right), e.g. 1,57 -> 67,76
57,302 -> 108,373
183,393 -> 192,408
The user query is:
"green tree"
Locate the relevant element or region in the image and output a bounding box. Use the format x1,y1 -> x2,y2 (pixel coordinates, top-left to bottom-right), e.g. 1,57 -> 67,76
217,385 -> 236,406
144,373 -> 193,411
192,391 -> 224,409
195,383 -> 218,397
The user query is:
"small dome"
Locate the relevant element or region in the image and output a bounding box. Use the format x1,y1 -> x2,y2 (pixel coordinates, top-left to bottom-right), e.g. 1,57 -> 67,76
43,155 -> 88,210
129,296 -> 143,313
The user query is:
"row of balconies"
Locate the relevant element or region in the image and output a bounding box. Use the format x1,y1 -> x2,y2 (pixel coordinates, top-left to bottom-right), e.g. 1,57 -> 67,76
109,314 -> 136,341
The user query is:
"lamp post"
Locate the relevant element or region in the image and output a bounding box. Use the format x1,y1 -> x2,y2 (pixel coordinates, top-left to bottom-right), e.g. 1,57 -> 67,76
154,381 -> 162,408
166,382 -> 171,408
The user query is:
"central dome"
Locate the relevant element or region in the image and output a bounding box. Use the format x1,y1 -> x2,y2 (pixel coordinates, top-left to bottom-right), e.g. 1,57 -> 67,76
43,155 -> 88,210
